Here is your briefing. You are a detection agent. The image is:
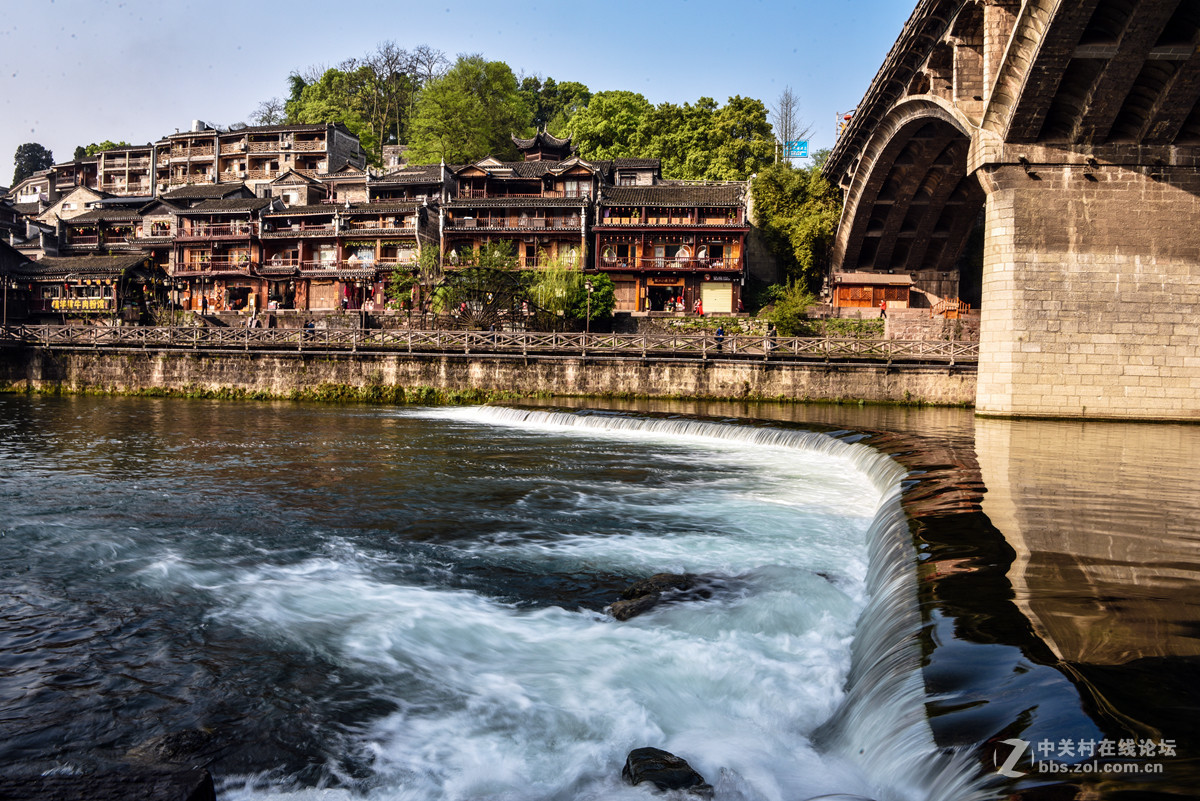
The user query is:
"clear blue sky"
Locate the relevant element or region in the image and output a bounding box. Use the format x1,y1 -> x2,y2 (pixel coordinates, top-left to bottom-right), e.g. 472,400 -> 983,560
1,0 -> 913,185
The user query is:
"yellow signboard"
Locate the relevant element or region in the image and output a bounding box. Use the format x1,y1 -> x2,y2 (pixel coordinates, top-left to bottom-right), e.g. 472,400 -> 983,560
51,297 -> 111,311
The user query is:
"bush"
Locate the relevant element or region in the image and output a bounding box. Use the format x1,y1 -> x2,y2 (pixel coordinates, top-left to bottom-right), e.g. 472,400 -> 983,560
766,283 -> 815,336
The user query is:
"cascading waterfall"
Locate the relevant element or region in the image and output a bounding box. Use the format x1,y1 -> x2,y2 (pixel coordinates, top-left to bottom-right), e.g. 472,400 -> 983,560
427,406 -> 990,801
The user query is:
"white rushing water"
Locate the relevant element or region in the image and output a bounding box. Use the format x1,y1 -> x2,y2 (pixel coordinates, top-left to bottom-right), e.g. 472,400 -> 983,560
157,406 -> 986,801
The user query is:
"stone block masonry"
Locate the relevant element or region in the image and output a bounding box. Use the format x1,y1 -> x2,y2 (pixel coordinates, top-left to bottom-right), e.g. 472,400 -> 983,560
976,163 -> 1200,422
0,349 -> 977,407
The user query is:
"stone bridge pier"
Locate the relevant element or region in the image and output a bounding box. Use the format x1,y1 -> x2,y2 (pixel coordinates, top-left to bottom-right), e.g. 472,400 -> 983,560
826,0 -> 1200,421
974,142 -> 1200,419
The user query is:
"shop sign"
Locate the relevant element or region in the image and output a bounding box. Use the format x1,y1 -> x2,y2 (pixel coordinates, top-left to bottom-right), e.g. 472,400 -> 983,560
51,297 -> 110,311
648,277 -> 683,286
703,275 -> 734,282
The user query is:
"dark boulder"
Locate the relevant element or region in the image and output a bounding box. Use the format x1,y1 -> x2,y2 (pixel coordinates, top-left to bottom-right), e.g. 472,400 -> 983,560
609,593 -> 664,621
0,768 -> 216,801
126,729 -> 220,768
622,747 -> 713,797
607,573 -> 715,621
620,573 -> 697,600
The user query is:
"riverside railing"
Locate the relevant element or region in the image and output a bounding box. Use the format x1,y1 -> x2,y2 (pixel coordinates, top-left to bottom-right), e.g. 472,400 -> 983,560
0,325 -> 979,365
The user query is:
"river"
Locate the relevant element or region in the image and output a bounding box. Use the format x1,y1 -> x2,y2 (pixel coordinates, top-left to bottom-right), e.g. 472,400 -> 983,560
0,394 -> 1196,800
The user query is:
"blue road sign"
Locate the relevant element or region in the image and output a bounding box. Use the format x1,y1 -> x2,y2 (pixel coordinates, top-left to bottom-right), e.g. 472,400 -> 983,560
785,140 -> 809,158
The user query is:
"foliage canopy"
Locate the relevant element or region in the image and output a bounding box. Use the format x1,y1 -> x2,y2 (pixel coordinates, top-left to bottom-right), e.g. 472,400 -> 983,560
750,158 -> 841,289
12,143 -> 54,185
406,56 -> 532,165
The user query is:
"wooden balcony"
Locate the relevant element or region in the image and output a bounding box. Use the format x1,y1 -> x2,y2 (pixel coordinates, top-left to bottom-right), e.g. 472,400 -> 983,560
449,216 -> 580,230
175,257 -> 255,273
293,139 -> 325,152
176,223 -> 256,240
170,147 -> 214,160
455,189 -> 582,200
343,220 -> 415,233
599,257 -> 743,272
261,223 -> 337,238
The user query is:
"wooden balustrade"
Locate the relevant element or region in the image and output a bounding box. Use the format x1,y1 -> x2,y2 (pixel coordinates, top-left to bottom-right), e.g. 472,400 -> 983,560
0,324 -> 979,365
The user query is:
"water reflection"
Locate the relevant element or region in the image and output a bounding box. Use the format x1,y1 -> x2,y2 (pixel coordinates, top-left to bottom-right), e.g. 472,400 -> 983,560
975,418 -> 1200,665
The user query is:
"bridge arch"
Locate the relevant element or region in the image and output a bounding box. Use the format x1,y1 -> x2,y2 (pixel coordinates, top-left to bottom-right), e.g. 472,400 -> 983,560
832,97 -> 985,300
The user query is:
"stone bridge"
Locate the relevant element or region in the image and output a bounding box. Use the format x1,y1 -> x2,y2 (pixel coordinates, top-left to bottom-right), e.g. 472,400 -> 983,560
824,0 -> 1200,421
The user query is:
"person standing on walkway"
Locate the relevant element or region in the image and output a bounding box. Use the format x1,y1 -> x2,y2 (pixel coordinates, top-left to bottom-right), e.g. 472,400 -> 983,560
879,299 -> 887,319
715,324 -> 725,353
200,294 -> 208,316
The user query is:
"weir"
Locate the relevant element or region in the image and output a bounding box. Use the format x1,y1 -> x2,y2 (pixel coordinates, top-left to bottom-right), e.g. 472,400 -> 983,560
452,407 -> 989,801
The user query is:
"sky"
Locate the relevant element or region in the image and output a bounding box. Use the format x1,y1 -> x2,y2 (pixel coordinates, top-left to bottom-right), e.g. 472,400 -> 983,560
0,0 -> 914,186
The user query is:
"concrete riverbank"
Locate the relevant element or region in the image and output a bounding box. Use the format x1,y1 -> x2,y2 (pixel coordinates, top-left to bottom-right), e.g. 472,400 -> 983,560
0,347 -> 977,405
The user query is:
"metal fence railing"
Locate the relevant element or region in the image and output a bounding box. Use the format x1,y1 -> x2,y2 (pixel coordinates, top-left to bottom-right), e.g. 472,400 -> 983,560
0,324 -> 979,365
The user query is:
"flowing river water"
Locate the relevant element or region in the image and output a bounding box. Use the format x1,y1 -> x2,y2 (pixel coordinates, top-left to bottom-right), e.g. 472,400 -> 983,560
1,394 -> 1197,800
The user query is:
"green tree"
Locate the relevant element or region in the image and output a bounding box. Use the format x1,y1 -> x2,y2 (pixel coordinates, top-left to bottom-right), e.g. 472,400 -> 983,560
286,67 -> 380,164
12,142 -> 54,185
567,272 -> 615,322
524,251 -> 614,323
767,282 -> 816,336
751,162 -> 842,289
709,96 -> 775,179
407,56 -> 532,164
519,76 -> 592,133
451,240 -> 519,270
81,140 -> 132,157
568,93 -> 773,180
564,90 -> 654,161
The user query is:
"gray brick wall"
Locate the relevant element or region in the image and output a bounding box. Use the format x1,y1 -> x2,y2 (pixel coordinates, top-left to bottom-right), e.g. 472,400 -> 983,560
977,163 -> 1200,421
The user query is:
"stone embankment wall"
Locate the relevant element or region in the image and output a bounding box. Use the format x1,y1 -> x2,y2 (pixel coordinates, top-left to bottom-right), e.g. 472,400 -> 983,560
886,309 -> 981,342
0,348 -> 977,406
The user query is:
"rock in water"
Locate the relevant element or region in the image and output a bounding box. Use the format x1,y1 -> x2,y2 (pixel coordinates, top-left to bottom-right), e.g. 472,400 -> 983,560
608,593 -> 663,621
607,573 -> 715,621
622,747 -> 714,797
619,573 -> 696,600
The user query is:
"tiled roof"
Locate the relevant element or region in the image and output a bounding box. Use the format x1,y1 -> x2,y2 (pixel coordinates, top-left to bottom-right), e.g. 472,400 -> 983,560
323,165 -> 368,180
65,208 -> 142,223
182,198 -> 275,214
162,183 -> 249,200
512,130 -> 572,150
833,271 -> 914,285
12,202 -> 40,216
612,158 -> 660,170
17,252 -> 151,278
269,169 -> 322,186
600,184 -> 743,207
374,166 -> 442,184
264,204 -> 338,218
344,201 -> 422,214
0,240 -> 31,273
166,123 -> 336,140
454,160 -> 559,179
